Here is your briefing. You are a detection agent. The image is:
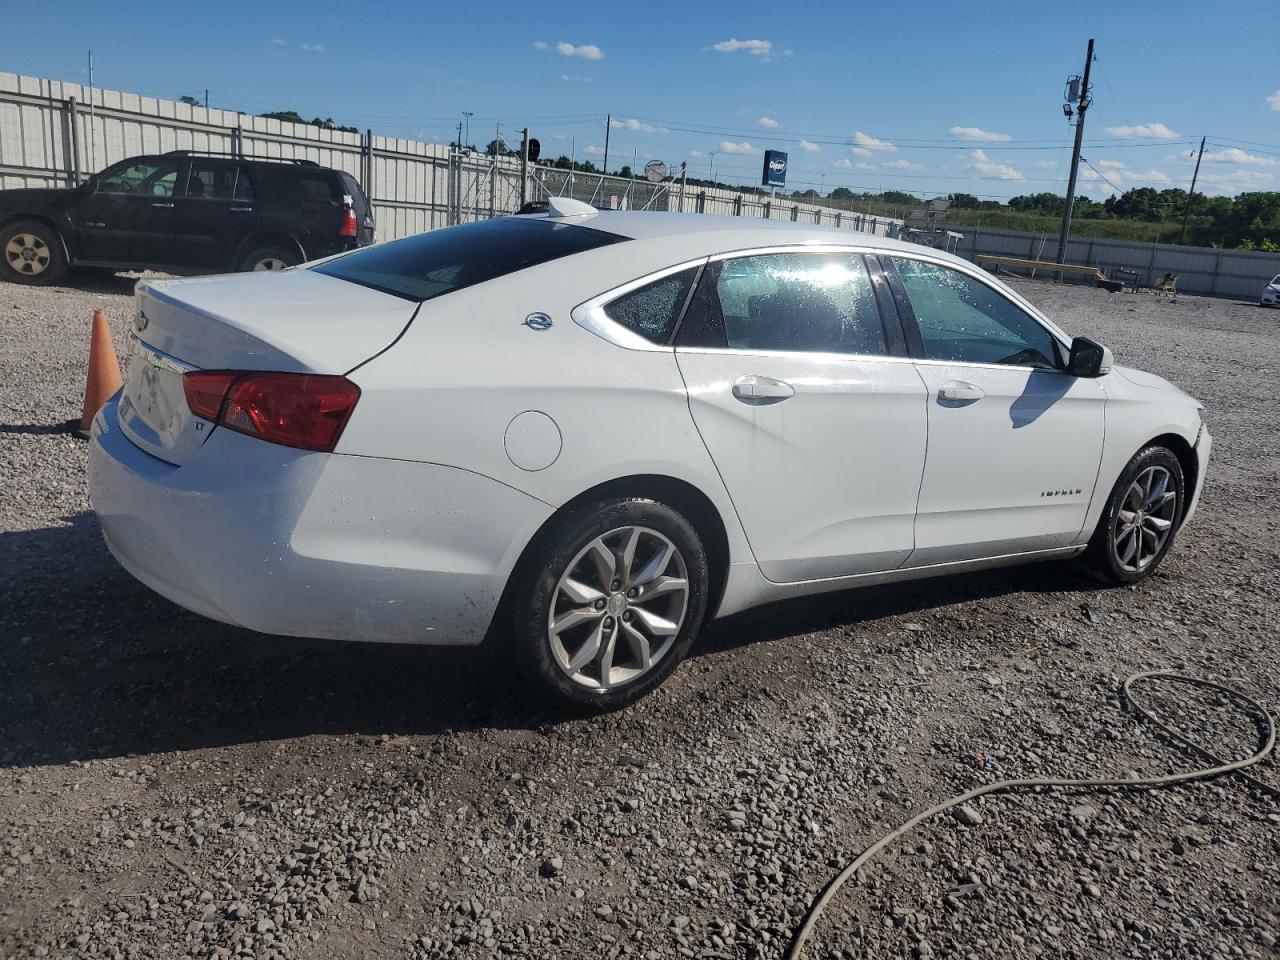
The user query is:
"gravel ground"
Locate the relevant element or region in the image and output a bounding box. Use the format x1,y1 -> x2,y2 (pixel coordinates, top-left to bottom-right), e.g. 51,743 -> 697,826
1,273 -> 1277,960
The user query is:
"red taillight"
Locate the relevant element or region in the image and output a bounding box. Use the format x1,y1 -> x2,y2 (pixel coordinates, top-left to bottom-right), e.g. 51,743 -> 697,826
183,371 -> 237,421
182,371 -> 360,452
339,197 -> 358,238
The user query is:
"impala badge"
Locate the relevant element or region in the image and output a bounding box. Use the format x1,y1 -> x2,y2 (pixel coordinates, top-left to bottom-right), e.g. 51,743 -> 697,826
523,312 -> 553,331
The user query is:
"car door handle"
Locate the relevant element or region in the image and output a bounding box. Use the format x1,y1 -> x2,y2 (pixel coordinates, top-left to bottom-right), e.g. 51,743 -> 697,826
938,380 -> 984,402
230,206 -> 254,213
150,202 -> 174,209
732,376 -> 795,405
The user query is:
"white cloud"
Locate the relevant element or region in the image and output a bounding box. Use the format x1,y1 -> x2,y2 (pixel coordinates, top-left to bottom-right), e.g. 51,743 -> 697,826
610,117 -> 667,134
1035,160 -> 1058,168
798,139 -> 821,153
532,40 -> 548,50
757,116 -> 780,129
1105,122 -> 1179,139
271,38 -> 288,46
713,38 -> 773,57
1202,147 -> 1274,166
689,150 -> 704,158
852,131 -> 895,152
882,159 -> 919,170
949,126 -> 1011,142
301,43 -> 327,54
561,74 -> 593,83
1097,159 -> 1125,169
1197,168 -> 1273,195
969,148 -> 1023,181
582,145 -> 604,155
556,41 -> 604,60
720,140 -> 760,156
1268,89 -> 1280,111
1127,168 -> 1171,183
850,147 -> 872,158
832,158 -> 872,170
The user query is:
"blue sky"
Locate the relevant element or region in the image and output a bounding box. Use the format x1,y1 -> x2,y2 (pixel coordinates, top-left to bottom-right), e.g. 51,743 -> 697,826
5,0 -> 1279,201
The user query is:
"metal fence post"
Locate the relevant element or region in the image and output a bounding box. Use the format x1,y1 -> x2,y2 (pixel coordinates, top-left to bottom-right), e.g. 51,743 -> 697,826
1210,247 -> 1222,296
733,194 -> 742,216
363,128 -> 374,200
66,96 -> 81,185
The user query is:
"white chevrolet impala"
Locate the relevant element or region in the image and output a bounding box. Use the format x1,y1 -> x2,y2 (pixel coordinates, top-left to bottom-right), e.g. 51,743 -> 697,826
89,201 -> 1210,709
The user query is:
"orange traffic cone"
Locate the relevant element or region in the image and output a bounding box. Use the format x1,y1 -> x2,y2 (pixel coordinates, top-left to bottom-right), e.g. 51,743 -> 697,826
68,308 -> 123,438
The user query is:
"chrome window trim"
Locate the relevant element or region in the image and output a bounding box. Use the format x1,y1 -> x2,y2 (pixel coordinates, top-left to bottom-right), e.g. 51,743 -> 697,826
130,335 -> 196,373
572,256 -> 709,351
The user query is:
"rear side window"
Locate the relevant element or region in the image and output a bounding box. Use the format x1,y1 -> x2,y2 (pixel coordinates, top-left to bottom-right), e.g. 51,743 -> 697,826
313,216 -> 628,301
257,169 -> 341,207
233,167 -> 256,202
341,174 -> 369,212
186,161 -> 236,200
603,267 -> 698,343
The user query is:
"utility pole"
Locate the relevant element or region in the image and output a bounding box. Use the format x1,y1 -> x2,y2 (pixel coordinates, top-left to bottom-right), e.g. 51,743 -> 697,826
455,121 -> 462,151
602,114 -> 611,177
1178,136 -> 1206,246
1056,37 -> 1094,274
520,128 -> 529,205
204,89 -> 209,110
462,111 -> 473,150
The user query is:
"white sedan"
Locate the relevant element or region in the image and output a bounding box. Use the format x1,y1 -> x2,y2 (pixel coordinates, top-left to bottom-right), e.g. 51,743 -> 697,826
89,200 -> 1210,709
1262,275 -> 1280,307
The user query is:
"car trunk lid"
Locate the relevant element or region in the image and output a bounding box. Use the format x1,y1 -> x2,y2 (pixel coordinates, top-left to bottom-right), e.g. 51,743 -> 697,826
118,268 -> 414,465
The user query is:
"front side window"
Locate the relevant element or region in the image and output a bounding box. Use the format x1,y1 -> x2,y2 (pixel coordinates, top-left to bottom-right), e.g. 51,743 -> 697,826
313,216 -> 628,301
602,267 -> 698,343
891,258 -> 1061,369
97,159 -> 182,197
679,251 -> 885,356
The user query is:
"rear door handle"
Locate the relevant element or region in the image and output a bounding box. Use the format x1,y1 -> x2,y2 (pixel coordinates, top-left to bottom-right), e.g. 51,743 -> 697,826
732,375 -> 795,405
230,206 -> 254,213
150,202 -> 174,209
938,380 -> 984,402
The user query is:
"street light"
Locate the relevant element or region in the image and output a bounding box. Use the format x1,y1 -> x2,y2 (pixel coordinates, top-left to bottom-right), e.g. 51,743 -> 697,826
462,111 -> 473,150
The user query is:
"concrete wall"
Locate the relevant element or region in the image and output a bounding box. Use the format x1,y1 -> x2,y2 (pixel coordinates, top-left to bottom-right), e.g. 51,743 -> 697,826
0,71 -> 899,243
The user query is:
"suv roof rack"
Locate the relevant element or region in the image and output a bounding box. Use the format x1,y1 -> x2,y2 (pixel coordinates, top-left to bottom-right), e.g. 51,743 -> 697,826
164,149 -> 320,167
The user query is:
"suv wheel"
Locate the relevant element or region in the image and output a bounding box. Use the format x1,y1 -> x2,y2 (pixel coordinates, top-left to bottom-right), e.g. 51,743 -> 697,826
1,220 -> 67,285
241,245 -> 300,272
1082,445 -> 1185,585
508,498 -> 710,711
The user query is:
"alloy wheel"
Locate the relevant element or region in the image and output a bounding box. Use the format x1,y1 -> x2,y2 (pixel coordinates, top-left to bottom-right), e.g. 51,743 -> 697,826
252,257 -> 289,271
1111,465 -> 1177,573
4,233 -> 50,276
548,525 -> 689,690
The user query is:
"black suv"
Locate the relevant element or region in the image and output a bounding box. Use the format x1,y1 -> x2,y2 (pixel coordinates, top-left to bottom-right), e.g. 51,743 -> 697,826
0,151 -> 374,285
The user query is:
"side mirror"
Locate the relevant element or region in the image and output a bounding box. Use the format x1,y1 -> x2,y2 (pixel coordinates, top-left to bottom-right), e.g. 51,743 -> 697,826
1067,336 -> 1113,378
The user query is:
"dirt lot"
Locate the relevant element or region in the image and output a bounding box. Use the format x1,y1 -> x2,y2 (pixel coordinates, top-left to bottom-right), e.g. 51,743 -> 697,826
1,273 -> 1277,960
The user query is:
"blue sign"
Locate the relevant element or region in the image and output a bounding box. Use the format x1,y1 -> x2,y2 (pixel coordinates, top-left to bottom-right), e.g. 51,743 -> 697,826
762,150 -> 788,188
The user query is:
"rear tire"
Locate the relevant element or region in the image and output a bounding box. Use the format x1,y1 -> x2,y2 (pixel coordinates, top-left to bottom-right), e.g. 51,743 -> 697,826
240,244 -> 300,273
507,498 -> 710,711
1,220 -> 67,285
1081,445 -> 1185,585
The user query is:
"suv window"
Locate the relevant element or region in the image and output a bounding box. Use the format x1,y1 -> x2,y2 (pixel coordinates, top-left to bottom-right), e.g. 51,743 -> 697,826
186,161 -> 236,200
891,258 -> 1061,369
603,267 -> 698,343
341,174 -> 369,212
313,216 -> 628,301
232,167 -> 256,202
97,159 -> 181,197
679,252 -> 885,356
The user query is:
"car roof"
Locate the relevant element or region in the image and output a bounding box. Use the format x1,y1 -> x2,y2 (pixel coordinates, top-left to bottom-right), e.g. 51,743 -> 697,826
549,210 -> 940,260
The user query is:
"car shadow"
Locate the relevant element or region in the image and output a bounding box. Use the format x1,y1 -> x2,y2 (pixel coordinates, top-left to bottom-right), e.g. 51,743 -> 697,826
1,512 -> 1105,769
1009,370 -> 1073,429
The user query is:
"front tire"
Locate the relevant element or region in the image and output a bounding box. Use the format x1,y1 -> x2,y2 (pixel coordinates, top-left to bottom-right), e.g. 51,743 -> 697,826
1082,445 -> 1185,584
1,220 -> 68,285
507,498 -> 710,711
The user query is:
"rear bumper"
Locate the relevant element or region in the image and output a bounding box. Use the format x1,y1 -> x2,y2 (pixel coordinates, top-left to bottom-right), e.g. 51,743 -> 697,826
1182,424 -> 1211,528
88,395 -> 552,644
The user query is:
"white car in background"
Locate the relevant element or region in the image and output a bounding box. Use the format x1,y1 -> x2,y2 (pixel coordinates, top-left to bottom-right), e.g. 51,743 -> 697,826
1262,275 -> 1280,307
89,201 -> 1210,709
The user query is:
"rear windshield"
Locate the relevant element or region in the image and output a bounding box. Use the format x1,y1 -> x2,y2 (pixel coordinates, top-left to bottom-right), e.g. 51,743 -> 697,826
313,216 -> 628,301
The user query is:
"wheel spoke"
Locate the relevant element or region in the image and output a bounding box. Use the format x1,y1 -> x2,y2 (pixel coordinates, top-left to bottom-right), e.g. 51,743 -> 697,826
588,538 -> 616,584
639,575 -> 687,601
621,621 -> 651,672
597,627 -> 618,688
1145,471 -> 1169,509
1118,529 -> 1139,565
1144,515 -> 1173,533
566,618 -> 606,672
632,542 -> 673,586
619,528 -> 641,583
551,606 -> 603,636
631,605 -> 679,637
559,577 -> 604,606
